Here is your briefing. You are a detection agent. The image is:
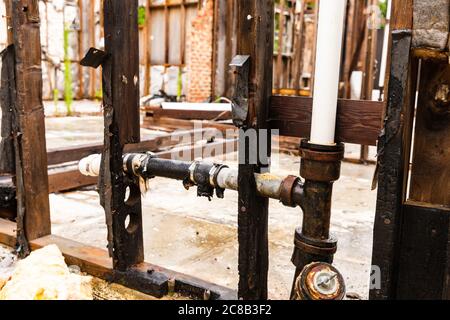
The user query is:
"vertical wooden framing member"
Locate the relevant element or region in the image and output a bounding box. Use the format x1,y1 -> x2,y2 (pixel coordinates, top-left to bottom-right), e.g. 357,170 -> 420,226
77,0 -> 84,99
275,0 -> 285,91
89,1 -> 96,98
9,0 -> 51,249
293,0 -> 306,92
100,0 -> 144,270
236,0 -> 274,300
370,0 -> 417,300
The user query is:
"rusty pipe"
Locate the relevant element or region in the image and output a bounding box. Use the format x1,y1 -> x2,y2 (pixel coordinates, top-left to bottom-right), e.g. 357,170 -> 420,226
79,153 -> 305,205
290,140 -> 345,300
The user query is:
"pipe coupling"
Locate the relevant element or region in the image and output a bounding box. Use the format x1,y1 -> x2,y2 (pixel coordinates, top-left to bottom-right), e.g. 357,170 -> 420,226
299,140 -> 344,182
280,175 -> 301,207
291,229 -> 337,267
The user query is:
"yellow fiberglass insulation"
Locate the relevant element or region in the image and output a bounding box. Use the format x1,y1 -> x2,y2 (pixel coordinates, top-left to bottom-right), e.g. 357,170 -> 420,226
0,245 -> 92,300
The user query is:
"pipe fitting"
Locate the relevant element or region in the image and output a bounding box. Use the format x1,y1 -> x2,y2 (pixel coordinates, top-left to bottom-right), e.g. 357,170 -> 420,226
299,140 -> 344,182
290,139 -> 345,299
78,153 -> 306,206
280,175 -> 302,208
293,262 -> 345,300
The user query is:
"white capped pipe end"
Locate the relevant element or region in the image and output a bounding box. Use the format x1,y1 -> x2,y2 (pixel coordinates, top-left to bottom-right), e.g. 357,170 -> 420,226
310,0 -> 347,146
79,154 -> 102,177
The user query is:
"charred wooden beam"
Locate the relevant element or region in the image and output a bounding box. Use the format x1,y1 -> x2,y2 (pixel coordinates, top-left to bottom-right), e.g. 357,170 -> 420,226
396,202 -> 450,299
0,177 -> 16,220
10,0 -> 51,250
370,0 -> 417,300
0,46 -> 15,175
396,29 -> 450,300
269,96 -> 383,146
235,0 -> 274,300
100,0 -> 144,270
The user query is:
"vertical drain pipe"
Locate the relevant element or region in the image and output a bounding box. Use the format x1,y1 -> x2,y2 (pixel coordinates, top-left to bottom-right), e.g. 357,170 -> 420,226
290,0 -> 347,300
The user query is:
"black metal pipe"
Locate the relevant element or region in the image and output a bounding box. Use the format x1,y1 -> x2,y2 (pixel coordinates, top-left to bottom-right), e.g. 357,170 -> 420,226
137,157 -> 192,181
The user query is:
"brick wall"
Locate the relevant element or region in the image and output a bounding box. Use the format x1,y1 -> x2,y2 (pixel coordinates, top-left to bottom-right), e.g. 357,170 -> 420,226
186,0 -> 214,102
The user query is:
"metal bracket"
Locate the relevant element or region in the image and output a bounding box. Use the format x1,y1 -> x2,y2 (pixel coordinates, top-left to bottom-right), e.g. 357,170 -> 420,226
80,47 -> 110,69
230,55 -> 250,128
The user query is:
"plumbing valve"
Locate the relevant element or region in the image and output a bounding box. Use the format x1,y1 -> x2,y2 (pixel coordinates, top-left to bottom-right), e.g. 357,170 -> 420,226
293,262 -> 345,300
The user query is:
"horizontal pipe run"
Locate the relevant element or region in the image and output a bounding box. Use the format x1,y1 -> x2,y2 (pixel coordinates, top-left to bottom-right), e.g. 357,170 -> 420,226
79,154 -> 304,206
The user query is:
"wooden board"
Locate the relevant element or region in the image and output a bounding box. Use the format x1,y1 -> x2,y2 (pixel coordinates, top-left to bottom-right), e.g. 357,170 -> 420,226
0,218 -> 236,300
101,0 -> 144,270
396,202 -> 450,299
10,0 -> 51,243
409,60 -> 450,207
47,128 -> 221,165
0,46 -> 15,174
269,96 -> 383,146
370,0 -> 418,300
235,0 -> 273,300
146,107 -> 232,121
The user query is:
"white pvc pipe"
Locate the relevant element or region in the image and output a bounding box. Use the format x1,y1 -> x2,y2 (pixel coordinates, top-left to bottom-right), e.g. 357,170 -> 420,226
310,0 -> 347,146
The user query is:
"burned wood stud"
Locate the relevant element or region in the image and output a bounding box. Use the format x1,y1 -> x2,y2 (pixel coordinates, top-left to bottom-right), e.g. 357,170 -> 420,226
290,139 -> 344,299
235,0 -> 274,300
100,0 -> 144,271
9,0 -> 51,252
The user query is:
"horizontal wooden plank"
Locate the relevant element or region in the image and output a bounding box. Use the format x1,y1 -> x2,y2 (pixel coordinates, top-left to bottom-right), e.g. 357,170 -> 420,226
268,96 -> 384,146
0,218 -> 236,300
47,128 -> 221,166
149,107 -> 232,121
48,165 -> 98,193
143,117 -> 235,133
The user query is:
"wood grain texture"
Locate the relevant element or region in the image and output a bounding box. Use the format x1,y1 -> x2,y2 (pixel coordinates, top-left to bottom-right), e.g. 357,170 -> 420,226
396,202 -> 450,299
269,96 -> 383,146
390,0 -> 414,30
409,60 -> 450,207
370,30 -> 418,300
148,107 -> 232,121
236,0 -> 273,300
10,0 -> 51,243
47,129 -> 221,165
101,0 -> 144,270
0,46 -> 15,174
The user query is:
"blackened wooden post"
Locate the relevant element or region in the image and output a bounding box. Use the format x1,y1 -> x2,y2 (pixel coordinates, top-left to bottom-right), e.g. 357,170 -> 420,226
370,0 -> 417,300
100,0 -> 144,270
236,0 -> 274,300
9,0 -> 51,249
